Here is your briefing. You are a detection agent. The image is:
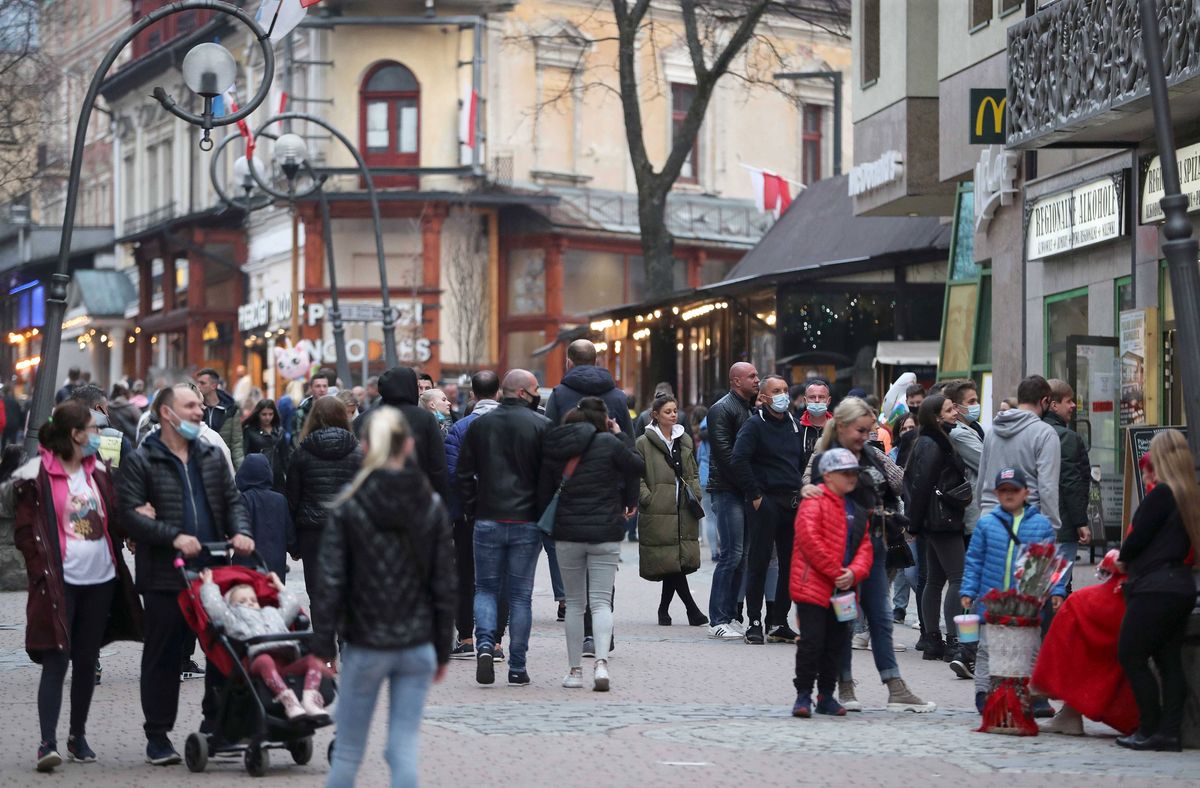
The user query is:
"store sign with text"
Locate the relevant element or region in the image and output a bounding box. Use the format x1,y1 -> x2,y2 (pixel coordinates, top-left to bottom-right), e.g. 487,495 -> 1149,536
1026,174 -> 1125,260
1140,140 -> 1200,223
238,294 -> 295,332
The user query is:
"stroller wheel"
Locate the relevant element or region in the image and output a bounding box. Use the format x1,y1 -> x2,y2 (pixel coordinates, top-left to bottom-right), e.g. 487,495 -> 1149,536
244,744 -> 269,778
184,732 -> 208,773
288,736 -> 314,765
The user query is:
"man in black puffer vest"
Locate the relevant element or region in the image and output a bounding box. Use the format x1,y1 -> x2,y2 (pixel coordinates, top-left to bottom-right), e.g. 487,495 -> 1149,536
118,384 -> 253,766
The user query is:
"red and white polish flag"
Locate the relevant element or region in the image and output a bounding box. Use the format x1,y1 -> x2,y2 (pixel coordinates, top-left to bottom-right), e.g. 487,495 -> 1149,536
257,0 -> 323,43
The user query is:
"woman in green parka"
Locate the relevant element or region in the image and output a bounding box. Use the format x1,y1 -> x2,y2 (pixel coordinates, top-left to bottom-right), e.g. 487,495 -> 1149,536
636,395 -> 708,627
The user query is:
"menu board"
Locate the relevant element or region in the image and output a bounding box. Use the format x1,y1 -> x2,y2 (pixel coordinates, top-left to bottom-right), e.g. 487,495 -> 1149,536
1121,426 -> 1187,530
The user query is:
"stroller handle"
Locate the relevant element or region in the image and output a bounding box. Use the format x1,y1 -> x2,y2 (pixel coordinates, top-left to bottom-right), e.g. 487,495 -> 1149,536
175,541 -> 272,582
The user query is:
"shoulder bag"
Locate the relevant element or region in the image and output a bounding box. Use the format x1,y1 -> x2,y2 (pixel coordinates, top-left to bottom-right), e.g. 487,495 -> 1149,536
649,434 -> 705,520
536,431 -> 598,536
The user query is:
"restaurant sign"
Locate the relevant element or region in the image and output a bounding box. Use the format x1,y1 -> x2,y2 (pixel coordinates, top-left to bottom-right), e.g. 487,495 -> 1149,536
1140,140 -> 1200,223
1026,174 -> 1125,261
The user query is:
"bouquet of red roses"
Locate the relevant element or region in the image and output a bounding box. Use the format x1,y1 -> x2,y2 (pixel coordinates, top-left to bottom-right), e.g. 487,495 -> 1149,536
980,541 -> 1071,626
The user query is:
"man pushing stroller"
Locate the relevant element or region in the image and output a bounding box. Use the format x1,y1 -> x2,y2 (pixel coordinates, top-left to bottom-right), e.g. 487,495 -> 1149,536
198,568 -> 329,722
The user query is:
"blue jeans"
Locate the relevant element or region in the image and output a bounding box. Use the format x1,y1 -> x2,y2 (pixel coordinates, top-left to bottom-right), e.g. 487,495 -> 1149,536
891,539 -> 921,613
473,520 -> 542,671
327,643 -> 436,788
707,490 -> 747,625
841,532 -> 900,683
543,534 -> 565,602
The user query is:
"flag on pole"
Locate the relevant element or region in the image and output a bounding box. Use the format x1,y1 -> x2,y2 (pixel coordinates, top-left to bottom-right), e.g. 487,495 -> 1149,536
743,165 -> 796,218
460,88 -> 478,149
215,86 -> 255,158
257,0 -> 323,43
279,91 -> 289,114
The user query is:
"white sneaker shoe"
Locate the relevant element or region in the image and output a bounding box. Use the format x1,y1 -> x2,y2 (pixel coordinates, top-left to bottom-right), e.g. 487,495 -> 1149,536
593,660 -> 610,692
562,668 -> 583,689
727,619 -> 746,635
910,620 -> 922,630
893,641 -> 907,652
708,623 -> 742,640
851,632 -> 870,650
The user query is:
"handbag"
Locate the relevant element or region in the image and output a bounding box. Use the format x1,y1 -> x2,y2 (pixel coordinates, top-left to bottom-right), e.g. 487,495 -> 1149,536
649,432 -> 705,520
883,512 -> 916,570
536,431 -> 597,536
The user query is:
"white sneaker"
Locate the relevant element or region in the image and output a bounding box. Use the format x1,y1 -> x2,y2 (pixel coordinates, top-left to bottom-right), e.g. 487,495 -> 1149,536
910,620 -> 922,630
562,668 -> 583,689
727,619 -> 746,635
851,632 -> 870,650
593,660 -> 610,692
708,623 -> 742,640
893,641 -> 907,652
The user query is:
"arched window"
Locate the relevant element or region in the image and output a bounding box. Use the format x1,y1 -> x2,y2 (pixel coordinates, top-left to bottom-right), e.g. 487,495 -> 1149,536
359,62 -> 420,187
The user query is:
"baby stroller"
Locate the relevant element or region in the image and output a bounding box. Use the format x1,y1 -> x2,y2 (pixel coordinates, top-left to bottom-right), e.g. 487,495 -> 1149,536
176,543 -> 337,777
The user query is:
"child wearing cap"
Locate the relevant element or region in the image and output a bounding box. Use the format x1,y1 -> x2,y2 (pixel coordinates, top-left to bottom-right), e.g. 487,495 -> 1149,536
788,448 -> 876,718
960,467 -> 1066,712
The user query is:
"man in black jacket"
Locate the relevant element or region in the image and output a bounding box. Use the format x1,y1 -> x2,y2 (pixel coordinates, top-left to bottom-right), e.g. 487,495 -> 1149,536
731,375 -> 803,646
118,383 -> 254,766
545,339 -> 634,433
456,369 -> 550,686
704,361 -> 759,639
195,368 -> 244,468
1044,379 -> 1092,597
361,366 -> 450,502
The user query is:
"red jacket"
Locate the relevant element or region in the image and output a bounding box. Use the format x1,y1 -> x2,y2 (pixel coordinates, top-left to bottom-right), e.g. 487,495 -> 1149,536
790,484 -> 874,607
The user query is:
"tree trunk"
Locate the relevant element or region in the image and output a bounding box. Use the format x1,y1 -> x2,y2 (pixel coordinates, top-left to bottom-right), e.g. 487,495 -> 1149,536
638,183 -> 678,393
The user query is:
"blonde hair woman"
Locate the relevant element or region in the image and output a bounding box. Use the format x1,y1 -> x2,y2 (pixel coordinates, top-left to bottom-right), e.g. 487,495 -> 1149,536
1114,429 -> 1199,752
419,388 -> 453,435
313,407 -> 456,785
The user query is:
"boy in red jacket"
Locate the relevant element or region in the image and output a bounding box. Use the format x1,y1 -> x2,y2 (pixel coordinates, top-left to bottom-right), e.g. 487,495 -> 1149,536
790,448 -> 875,717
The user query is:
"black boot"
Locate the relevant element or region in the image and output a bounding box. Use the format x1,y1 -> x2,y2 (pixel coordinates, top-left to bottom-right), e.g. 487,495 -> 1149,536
921,634 -> 945,661
942,636 -> 959,663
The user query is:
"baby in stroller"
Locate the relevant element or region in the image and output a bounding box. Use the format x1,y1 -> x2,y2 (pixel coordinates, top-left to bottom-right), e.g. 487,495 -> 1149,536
198,568 -> 329,722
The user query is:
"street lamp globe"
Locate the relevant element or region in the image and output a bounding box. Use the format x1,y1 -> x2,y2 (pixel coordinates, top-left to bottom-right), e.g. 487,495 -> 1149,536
273,132 -> 309,181
181,42 -> 238,98
233,154 -> 265,193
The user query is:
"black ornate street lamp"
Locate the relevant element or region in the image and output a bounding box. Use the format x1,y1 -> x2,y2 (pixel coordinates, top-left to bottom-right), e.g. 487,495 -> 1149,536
244,112 -> 401,369
208,127 -> 354,388
1138,0 -> 1200,465
24,1 -> 275,455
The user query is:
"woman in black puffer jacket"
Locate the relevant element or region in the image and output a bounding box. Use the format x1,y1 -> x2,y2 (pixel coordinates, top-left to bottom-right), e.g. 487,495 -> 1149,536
903,394 -> 969,665
539,397 -> 645,691
314,405 -> 455,786
285,396 -> 363,608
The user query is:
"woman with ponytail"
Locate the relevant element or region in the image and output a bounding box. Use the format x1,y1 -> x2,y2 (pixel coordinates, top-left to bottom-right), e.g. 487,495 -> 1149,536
314,406 -> 456,786
5,400 -> 140,771
1113,429 -> 1199,752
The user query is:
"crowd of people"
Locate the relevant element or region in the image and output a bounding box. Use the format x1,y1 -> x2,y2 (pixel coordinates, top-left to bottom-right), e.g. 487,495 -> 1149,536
2,346 -> 1198,783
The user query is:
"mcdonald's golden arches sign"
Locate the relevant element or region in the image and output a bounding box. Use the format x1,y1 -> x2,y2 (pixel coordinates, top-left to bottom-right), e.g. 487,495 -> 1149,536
970,89 -> 1007,145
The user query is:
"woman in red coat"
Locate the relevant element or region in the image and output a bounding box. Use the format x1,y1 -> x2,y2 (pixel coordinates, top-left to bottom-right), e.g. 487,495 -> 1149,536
5,400 -> 141,772
1031,454 -> 1154,737
789,448 -> 876,718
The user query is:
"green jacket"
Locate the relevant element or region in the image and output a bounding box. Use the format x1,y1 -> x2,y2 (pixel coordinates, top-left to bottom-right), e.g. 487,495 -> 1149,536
636,428 -> 701,580
1043,411 -> 1090,540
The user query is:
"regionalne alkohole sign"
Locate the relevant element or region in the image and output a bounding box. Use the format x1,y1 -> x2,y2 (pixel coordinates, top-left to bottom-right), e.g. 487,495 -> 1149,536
1026,173 -> 1125,261
1141,140 -> 1200,223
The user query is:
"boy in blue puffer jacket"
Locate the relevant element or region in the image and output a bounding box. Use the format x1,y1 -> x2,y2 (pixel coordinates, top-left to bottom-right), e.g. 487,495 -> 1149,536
960,467 -> 1067,713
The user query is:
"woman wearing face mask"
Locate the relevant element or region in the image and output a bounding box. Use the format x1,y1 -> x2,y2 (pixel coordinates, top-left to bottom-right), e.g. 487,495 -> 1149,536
902,394 -> 971,673
5,400 -> 141,771
801,397 -> 935,714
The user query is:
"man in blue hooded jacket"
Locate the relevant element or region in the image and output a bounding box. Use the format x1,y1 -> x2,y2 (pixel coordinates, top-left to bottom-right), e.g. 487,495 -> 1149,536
545,339 -> 633,433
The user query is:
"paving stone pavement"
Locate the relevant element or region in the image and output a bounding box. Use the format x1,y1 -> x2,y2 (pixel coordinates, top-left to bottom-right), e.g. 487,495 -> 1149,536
0,544 -> 1193,786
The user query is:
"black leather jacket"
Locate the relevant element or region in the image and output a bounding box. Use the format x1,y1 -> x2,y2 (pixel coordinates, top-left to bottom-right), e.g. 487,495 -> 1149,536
313,468 -> 456,662
456,398 -> 550,522
286,428 -> 363,532
118,435 -> 252,592
705,390 -> 753,493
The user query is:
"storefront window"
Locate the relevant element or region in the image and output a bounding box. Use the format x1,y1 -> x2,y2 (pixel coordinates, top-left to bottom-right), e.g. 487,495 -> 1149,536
507,249 -> 546,315
563,250 -> 625,314
1045,289 -> 1089,381
949,186 -> 977,281
506,330 -> 548,384
941,284 -> 977,374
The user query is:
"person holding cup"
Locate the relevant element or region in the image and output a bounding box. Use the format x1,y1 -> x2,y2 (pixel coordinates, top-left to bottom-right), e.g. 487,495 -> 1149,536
788,449 -> 876,718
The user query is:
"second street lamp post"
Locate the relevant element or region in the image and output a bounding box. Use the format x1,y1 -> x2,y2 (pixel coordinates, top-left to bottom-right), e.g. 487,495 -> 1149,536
24,0 -> 275,456
1138,0 -> 1200,467
248,113 -> 401,369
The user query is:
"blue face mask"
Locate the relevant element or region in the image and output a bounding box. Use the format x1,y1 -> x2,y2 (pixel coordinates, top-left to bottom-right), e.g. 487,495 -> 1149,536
806,402 -> 828,418
435,411 -> 446,423
81,433 -> 102,457
966,404 -> 982,423
769,393 -> 791,413
168,407 -> 201,442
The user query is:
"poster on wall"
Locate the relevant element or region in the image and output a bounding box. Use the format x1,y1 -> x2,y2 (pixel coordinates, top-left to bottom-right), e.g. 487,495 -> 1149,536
1119,309 -> 1147,426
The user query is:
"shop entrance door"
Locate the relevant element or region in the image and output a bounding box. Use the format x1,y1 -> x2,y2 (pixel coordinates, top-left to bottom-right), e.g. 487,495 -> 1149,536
1066,336 -> 1120,548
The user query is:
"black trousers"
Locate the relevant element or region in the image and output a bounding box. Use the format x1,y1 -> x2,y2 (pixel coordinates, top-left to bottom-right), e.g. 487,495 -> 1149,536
914,535 -> 928,635
454,518 -> 475,642
37,579 -> 116,743
142,592 -> 221,739
1118,591 -> 1197,737
745,496 -> 795,628
794,602 -> 849,697
922,532 -> 965,640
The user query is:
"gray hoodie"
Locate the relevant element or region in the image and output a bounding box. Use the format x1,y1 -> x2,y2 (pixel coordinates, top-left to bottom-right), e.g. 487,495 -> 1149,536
976,408 -> 1062,531
949,422 -> 984,535
200,580 -> 303,659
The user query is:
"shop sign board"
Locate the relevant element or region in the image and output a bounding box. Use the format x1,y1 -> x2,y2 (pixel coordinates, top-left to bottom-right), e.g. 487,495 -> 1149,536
1026,174 -> 1125,260
969,89 -> 1007,145
238,294 -> 293,332
306,300 -> 423,328
974,145 -> 1018,232
848,150 -> 903,197
1140,140 -> 1200,223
